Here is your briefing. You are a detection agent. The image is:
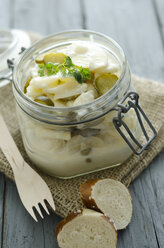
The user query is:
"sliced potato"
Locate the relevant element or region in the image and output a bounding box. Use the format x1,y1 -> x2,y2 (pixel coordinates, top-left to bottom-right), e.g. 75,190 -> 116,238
24,77 -> 32,93
51,78 -> 87,100
55,78 -> 67,86
26,85 -> 43,98
43,53 -> 66,64
95,73 -> 118,95
73,90 -> 95,106
29,76 -> 66,90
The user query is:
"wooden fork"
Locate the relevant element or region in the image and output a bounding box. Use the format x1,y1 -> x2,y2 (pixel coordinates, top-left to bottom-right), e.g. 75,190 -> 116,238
0,114 -> 55,221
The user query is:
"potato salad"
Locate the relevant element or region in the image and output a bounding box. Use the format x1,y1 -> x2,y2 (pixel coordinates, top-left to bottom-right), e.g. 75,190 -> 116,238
25,41 -> 120,107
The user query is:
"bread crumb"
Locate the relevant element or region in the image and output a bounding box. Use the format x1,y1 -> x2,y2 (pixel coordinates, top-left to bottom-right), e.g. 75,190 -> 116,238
110,218 -> 117,230
74,209 -> 82,214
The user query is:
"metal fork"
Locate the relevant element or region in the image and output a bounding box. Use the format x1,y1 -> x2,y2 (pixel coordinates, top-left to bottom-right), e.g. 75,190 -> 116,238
0,114 -> 55,221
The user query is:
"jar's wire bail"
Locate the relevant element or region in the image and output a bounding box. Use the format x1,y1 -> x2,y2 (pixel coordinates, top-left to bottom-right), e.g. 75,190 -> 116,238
0,47 -> 26,82
113,92 -> 157,155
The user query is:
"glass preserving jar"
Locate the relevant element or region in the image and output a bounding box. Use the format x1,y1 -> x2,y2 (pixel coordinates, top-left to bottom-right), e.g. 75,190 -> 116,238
12,30 -> 156,178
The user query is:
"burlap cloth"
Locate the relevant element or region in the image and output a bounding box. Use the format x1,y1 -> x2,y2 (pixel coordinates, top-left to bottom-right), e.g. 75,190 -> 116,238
0,32 -> 164,218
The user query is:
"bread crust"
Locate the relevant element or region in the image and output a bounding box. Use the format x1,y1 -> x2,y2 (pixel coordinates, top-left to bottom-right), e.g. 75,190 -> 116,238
80,178 -> 133,230
56,208 -> 118,248
56,210 -> 82,236
80,179 -> 101,211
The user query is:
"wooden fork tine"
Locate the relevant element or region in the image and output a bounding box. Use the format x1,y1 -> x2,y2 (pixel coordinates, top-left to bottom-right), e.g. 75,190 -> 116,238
45,193 -> 56,211
34,204 -> 44,219
41,201 -> 50,215
46,198 -> 56,212
28,207 -> 38,222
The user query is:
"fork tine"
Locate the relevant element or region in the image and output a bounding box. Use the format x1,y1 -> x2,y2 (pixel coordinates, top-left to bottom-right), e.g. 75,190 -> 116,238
46,196 -> 56,211
41,201 -> 50,215
28,207 -> 38,222
34,204 -> 44,219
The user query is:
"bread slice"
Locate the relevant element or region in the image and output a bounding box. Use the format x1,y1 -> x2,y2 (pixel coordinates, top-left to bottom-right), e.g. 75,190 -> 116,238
80,179 -> 133,230
56,208 -> 117,248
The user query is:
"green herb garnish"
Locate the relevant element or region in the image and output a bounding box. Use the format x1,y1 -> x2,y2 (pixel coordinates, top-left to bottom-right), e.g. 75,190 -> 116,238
72,70 -> 83,84
80,67 -> 91,81
37,55 -> 91,84
64,56 -> 73,67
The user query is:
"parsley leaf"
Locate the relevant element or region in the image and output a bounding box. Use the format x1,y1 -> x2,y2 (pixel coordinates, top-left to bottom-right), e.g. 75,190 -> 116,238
38,64 -> 45,68
79,67 -> 91,81
64,56 -> 74,67
38,69 -> 45,77
60,66 -> 67,76
46,63 -> 53,69
72,70 -> 83,84
37,55 -> 92,84
38,64 -> 45,76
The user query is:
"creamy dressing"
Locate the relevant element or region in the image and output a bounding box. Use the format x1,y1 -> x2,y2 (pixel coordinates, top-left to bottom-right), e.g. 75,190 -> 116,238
18,107 -> 138,177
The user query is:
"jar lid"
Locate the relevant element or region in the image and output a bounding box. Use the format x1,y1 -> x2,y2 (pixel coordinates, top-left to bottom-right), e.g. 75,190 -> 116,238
0,29 -> 31,87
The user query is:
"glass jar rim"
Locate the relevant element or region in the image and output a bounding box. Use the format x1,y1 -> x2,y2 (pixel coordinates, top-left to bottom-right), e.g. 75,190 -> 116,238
13,29 -> 127,114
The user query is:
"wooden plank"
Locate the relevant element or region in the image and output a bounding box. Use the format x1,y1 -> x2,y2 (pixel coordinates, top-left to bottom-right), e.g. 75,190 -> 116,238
118,178 -> 159,248
2,179 -> 44,248
117,152 -> 164,248
154,0 -> 164,40
0,1 -> 12,28
13,0 -> 82,35
83,0 -> 164,82
0,174 -> 5,247
2,178 -> 61,248
144,151 -> 164,247
41,211 -> 61,247
118,152 -> 164,248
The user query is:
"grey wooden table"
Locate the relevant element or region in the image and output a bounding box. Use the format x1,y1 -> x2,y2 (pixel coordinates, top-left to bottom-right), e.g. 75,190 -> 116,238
0,0 -> 164,247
